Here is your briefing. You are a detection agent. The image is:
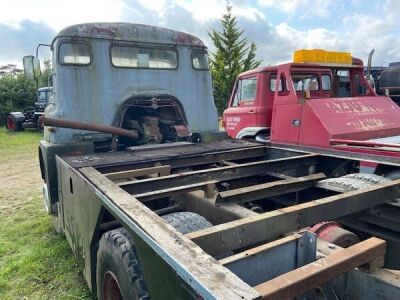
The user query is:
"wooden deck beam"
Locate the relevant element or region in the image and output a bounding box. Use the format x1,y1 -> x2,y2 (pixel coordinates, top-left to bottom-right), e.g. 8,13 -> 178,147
120,154 -> 319,194
187,179 -> 400,256
216,173 -> 326,204
135,181 -> 217,202
254,237 -> 386,300
106,165 -> 171,181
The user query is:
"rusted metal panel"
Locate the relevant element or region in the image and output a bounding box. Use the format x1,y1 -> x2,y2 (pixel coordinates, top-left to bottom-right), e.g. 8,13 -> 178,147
187,179 -> 400,256
216,173 -> 326,204
80,167 -> 260,300
220,232 -> 316,287
254,237 -> 386,300
55,23 -> 207,47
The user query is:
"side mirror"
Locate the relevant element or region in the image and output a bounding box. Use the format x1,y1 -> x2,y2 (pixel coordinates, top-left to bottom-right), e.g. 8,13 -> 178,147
23,55 -> 41,80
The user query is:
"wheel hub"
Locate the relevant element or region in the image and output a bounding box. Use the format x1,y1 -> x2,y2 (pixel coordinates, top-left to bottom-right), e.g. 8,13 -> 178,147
103,271 -> 123,300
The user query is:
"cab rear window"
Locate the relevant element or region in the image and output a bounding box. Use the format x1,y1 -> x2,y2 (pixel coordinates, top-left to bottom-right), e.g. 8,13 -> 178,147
292,74 -> 319,91
192,51 -> 209,70
111,46 -> 177,69
59,42 -> 91,65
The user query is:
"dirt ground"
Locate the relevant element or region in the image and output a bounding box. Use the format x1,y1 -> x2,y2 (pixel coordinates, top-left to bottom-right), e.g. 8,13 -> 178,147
0,146 -> 42,211
0,129 -> 89,299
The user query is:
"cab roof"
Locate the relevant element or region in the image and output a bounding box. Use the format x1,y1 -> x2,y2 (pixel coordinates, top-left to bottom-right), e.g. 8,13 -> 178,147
54,22 -> 207,48
237,57 -> 364,78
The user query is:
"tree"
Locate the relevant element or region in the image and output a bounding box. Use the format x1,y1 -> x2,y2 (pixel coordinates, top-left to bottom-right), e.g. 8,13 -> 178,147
0,73 -> 36,124
0,64 -> 23,77
39,59 -> 52,88
208,4 -> 262,114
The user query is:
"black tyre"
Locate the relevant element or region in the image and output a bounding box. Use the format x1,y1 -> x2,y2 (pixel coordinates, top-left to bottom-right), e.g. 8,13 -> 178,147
343,173 -> 390,184
97,228 -> 149,300
318,177 -> 372,192
51,202 -> 64,236
6,115 -> 21,132
161,212 -> 212,234
319,173 -> 388,192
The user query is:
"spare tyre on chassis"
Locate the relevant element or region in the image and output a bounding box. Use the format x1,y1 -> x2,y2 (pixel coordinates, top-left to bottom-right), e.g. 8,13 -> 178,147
96,227 -> 149,300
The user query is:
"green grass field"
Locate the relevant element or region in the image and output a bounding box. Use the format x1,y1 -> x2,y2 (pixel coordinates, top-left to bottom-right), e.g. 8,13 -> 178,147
0,128 -> 90,299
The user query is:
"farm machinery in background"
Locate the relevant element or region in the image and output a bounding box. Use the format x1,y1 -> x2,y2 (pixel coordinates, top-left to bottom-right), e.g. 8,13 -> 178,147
6,86 -> 51,132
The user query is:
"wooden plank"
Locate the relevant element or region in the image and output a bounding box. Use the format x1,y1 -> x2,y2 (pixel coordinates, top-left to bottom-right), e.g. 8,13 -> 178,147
216,173 -> 326,204
80,167 -> 260,300
186,179 -> 400,256
97,145 -> 270,173
119,154 -> 319,194
135,180 -> 217,202
127,141 -> 194,152
254,237 -> 386,300
106,165 -> 171,181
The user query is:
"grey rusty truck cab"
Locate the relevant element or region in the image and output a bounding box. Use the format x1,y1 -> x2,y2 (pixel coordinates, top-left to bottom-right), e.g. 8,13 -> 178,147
36,23 -> 219,214
23,22 -> 400,299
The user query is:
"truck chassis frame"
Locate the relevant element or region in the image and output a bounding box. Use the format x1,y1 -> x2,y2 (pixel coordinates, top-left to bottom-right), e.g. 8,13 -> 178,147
56,140 -> 400,299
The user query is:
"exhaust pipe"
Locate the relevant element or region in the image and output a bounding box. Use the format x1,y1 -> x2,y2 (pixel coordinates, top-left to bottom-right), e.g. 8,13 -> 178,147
366,49 -> 375,81
43,117 -> 138,140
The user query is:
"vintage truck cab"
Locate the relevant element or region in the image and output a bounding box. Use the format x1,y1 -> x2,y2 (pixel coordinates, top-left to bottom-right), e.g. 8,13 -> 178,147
24,23 -> 219,214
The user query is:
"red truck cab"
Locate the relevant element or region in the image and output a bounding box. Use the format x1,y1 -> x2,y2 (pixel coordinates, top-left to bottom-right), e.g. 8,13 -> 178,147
224,50 -> 400,145
224,50 -> 400,175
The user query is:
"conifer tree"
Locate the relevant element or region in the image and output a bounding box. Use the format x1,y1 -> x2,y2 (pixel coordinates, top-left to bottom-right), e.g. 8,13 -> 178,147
209,4 -> 262,114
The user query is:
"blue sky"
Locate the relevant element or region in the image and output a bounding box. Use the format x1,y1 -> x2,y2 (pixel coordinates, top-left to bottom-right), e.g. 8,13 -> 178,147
0,0 -> 398,67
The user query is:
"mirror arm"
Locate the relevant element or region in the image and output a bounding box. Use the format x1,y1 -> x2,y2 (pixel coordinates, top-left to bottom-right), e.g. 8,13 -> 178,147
36,44 -> 51,58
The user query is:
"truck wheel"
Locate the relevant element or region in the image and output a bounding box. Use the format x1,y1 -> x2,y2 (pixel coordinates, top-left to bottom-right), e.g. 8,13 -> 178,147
52,202 -> 64,236
6,115 -> 21,132
97,228 -> 149,300
342,173 -> 390,184
161,212 -> 212,234
319,173 -> 389,192
318,177 -> 373,192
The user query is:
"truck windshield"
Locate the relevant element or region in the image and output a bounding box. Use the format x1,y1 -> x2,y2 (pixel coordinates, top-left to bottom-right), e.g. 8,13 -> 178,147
38,91 -> 47,102
292,74 -> 319,91
111,46 -> 177,69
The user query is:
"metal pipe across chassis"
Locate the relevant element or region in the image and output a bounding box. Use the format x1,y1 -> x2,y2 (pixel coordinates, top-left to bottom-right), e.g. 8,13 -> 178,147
75,143 -> 400,299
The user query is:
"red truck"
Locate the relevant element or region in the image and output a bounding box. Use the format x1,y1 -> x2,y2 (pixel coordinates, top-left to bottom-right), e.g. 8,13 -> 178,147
223,49 -> 400,177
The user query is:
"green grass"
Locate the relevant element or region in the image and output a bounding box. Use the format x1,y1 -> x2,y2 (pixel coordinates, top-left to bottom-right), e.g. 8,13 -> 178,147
0,127 -> 91,299
0,128 -> 42,156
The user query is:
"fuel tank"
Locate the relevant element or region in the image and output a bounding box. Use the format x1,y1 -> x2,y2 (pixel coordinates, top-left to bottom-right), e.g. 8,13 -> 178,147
378,65 -> 400,95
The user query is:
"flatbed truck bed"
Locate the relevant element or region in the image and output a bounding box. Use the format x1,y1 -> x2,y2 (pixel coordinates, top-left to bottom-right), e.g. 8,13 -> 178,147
55,139 -> 400,299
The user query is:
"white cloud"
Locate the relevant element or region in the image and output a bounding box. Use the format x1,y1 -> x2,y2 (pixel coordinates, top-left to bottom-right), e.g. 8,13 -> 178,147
0,0 -> 126,31
124,0 -> 267,23
258,0 -> 336,18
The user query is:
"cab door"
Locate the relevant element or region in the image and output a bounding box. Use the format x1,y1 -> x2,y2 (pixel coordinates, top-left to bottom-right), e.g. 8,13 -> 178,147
223,75 -> 259,138
270,64 -> 302,144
